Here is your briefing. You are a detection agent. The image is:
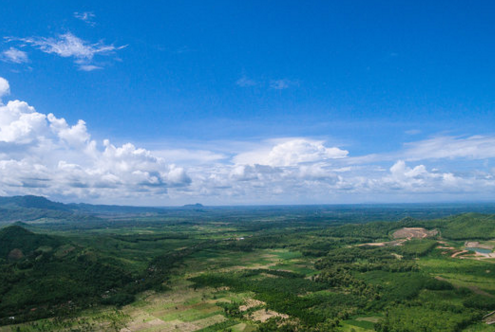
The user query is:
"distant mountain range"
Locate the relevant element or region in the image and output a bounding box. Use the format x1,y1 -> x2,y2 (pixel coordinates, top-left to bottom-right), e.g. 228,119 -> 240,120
0,195 -> 207,223
0,195 -> 90,223
2,194 -> 495,226
0,195 -> 133,223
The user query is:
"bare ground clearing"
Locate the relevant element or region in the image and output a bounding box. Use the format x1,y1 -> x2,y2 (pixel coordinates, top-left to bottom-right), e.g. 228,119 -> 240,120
250,309 -> 289,323
392,227 -> 438,239
239,299 -> 265,312
465,241 -> 494,250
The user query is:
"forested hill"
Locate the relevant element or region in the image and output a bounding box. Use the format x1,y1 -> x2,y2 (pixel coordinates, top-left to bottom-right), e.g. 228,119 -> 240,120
0,195 -> 99,223
0,225 -> 62,258
0,195 -> 198,223
0,196 -> 71,211
0,225 -> 139,325
436,213 -> 495,240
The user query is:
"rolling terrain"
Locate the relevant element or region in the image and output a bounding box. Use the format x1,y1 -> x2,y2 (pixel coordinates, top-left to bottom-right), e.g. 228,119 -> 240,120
1,197 -> 495,331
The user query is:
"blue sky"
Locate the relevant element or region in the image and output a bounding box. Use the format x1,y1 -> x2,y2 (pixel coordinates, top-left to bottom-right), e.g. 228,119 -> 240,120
1,1 -> 495,205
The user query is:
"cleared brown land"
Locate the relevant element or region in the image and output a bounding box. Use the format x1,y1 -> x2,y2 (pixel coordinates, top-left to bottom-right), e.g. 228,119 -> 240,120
239,299 -> 265,312
465,241 -> 494,250
251,309 -> 289,323
7,248 -> 23,260
392,227 -> 438,239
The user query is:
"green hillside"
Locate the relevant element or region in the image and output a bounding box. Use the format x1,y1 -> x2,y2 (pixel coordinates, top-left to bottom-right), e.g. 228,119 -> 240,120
0,225 -> 61,258
0,195 -> 103,224
0,226 -> 136,325
0,196 -> 71,211
439,213 -> 495,240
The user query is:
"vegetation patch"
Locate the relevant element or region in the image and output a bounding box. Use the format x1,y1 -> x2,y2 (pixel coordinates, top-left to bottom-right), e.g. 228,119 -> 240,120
4,205 -> 495,331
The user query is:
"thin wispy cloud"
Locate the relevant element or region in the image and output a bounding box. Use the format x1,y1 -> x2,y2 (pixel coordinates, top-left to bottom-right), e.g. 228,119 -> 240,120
236,76 -> 299,90
403,136 -> 495,161
18,33 -> 121,60
269,79 -> 298,90
6,32 -> 125,70
79,64 -> 102,72
236,76 -> 257,87
74,12 -> 96,26
405,129 -> 421,135
1,47 -> 29,64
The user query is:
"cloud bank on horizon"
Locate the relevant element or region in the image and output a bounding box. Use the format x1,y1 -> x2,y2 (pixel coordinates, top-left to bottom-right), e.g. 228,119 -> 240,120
0,77 -> 189,203
1,76 -> 494,205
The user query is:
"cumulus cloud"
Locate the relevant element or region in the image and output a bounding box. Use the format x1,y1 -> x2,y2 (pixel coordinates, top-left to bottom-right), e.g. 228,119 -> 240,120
153,149 -> 226,164
0,77 -> 190,202
47,114 -> 91,147
380,160 -> 461,193
1,47 -> 29,64
3,78 -> 495,205
175,139 -> 352,203
0,78 -> 10,98
179,135 -> 495,204
234,139 -> 348,166
0,100 -> 45,144
7,32 -> 125,70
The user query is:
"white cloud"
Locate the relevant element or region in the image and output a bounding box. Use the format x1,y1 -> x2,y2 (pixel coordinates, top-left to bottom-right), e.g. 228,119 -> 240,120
0,77 -> 190,202
0,100 -> 46,144
234,138 -> 348,166
74,12 -> 96,26
235,76 -> 299,90
269,79 -> 298,90
1,47 -> 29,64
180,137 -> 495,204
153,149 -> 226,164
404,135 -> 495,160
405,129 -> 421,135
382,160 -> 460,192
0,78 -> 10,98
47,114 -> 90,148
79,64 -> 102,71
4,77 -> 495,205
20,33 -> 119,59
236,76 -> 257,87
9,32 -> 125,70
